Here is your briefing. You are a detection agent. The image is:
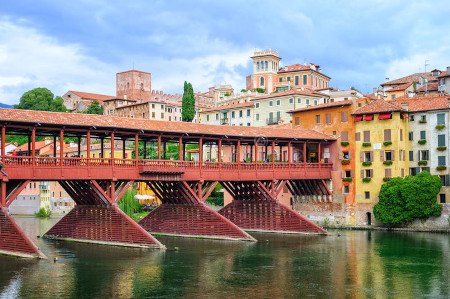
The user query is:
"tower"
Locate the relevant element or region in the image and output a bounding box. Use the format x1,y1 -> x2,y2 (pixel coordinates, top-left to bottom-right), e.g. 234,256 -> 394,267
116,70 -> 152,101
246,50 -> 281,93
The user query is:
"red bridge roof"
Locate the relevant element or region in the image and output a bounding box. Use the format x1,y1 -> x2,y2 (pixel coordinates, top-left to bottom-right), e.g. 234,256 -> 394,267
0,109 -> 334,141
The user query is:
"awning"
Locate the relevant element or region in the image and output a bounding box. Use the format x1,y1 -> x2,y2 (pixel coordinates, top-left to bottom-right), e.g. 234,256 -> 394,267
354,115 -> 363,122
378,113 -> 392,120
364,115 -> 374,121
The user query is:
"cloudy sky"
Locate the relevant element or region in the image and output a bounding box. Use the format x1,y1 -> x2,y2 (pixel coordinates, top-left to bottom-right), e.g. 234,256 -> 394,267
1,0 -> 450,104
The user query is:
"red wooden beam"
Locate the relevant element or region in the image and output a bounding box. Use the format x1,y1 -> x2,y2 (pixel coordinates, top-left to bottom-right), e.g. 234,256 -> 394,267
1,125 -> 5,157
6,180 -> 30,207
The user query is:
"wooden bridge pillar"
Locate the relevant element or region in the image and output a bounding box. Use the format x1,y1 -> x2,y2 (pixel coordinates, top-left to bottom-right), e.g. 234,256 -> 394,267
44,180 -> 165,249
0,180 -> 46,258
139,181 -> 255,241
218,180 -> 327,234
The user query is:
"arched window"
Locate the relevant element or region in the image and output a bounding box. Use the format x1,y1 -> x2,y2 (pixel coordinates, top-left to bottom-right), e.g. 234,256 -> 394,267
127,82 -> 130,89
140,82 -> 144,90
260,76 -> 265,86
257,61 -> 260,70
265,61 -> 268,70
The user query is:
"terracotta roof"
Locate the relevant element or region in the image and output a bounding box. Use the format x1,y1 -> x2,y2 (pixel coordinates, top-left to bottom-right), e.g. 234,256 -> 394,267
277,63 -> 330,78
288,100 -> 353,113
69,91 -> 115,102
438,71 -> 450,78
14,140 -> 50,152
417,82 -> 439,92
385,82 -> 413,92
65,143 -> 130,153
390,94 -> 450,112
381,72 -> 439,86
0,109 -> 334,141
116,69 -> 151,75
363,93 -> 379,101
353,99 -> 404,115
103,98 -> 137,103
202,102 -> 254,112
252,89 -> 324,101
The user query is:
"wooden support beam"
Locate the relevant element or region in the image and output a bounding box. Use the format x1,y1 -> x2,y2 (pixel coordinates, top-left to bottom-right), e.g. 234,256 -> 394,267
110,131 -> 115,159
1,126 -> 5,157
86,130 -> 91,159
178,136 -> 183,161
157,135 -> 161,159
135,134 -> 139,160
59,130 -> 64,165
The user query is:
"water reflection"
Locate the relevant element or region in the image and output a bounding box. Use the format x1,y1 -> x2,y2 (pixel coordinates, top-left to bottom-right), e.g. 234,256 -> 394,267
1,218 -> 450,298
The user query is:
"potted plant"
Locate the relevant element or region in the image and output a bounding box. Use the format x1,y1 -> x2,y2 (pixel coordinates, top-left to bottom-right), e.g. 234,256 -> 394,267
362,142 -> 371,147
362,177 -> 371,183
362,161 -> 372,167
418,139 -> 427,145
383,160 -> 393,166
383,141 -> 392,147
341,141 -> 349,147
436,165 -> 447,171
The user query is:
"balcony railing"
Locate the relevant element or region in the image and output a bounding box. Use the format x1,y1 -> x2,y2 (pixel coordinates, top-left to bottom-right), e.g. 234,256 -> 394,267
266,117 -> 281,125
1,156 -> 332,171
220,118 -> 229,125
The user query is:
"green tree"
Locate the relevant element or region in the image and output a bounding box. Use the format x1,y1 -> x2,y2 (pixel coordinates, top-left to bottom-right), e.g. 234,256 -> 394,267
118,188 -> 143,220
373,172 -> 442,226
15,87 -> 67,112
83,100 -> 104,114
181,81 -> 195,122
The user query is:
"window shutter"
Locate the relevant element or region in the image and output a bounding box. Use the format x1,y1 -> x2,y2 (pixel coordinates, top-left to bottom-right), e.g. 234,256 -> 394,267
355,132 -> 360,141
348,151 -> 352,159
384,129 -> 391,141
370,169 -> 373,177
339,152 -> 344,160
385,168 -> 391,178
361,170 -> 364,178
380,150 -> 384,161
326,113 -> 331,124
341,131 -> 348,142
350,170 -> 354,177
360,152 -> 364,162
341,171 -> 345,178
370,151 -> 373,161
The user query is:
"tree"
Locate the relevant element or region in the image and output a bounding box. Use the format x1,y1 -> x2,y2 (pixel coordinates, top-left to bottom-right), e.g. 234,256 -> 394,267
182,81 -> 195,122
373,172 -> 442,226
15,87 -> 67,112
83,100 -> 104,114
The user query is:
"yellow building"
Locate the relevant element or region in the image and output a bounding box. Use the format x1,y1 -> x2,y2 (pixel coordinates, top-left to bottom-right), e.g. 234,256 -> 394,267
353,100 -> 409,225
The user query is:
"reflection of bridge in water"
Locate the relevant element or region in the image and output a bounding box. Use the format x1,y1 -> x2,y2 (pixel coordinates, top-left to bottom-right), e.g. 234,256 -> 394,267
0,109 -> 336,258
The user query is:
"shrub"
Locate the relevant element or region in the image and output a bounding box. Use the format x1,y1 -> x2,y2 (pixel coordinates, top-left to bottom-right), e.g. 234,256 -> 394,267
341,159 -> 350,165
341,141 -> 349,147
436,124 -> 445,130
362,177 -> 371,183
437,146 -> 447,151
362,161 -> 372,167
342,177 -> 352,182
362,142 -> 371,147
436,165 -> 447,171
373,172 -> 442,226
418,139 -> 427,145
383,141 -> 392,147
418,160 -> 428,166
383,160 -> 393,166
35,207 -> 51,218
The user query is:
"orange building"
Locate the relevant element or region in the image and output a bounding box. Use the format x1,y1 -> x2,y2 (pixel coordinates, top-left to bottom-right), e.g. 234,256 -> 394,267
289,99 -> 371,224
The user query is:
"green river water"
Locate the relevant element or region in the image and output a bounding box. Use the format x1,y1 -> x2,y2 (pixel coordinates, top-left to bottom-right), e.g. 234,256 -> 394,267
1,216 -> 449,298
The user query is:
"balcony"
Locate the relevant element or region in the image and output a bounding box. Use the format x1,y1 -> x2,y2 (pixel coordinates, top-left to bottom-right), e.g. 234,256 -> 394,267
220,118 -> 229,125
266,117 -> 281,125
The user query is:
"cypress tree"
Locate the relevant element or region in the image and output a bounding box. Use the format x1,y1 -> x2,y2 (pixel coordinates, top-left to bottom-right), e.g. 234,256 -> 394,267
182,81 -> 195,122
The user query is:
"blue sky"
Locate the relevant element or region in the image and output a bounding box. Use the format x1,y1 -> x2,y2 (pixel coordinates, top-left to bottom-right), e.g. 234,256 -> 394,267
1,0 -> 450,104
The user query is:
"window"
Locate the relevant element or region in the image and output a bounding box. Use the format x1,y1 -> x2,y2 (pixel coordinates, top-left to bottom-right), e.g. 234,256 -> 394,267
363,131 -> 370,142
409,132 -> 414,141
409,151 -> 414,161
314,100 -> 318,105
297,98 -> 301,103
289,98 -> 293,104
409,114 -> 414,121
325,113 -> 331,124
438,134 -> 446,146
256,114 -> 260,121
287,76 -> 291,82
247,109 -> 251,117
420,115 -> 426,122
437,113 -> 445,125
341,111 -> 348,122
295,117 -> 300,125
420,131 -> 426,140
384,129 -> 391,142
206,115 -> 210,121
269,101 -> 273,107
315,115 -> 321,124
276,111 -> 281,120
419,150 -> 429,160
355,132 -> 361,141
239,110 -> 243,118
345,170 -> 351,177
385,151 -> 393,161
216,114 -> 219,120
260,77 -> 265,86
161,112 -> 164,118
279,77 -> 282,82
255,102 -> 260,108
257,61 -> 260,70
399,129 -> 403,141
276,100 -> 281,106
344,185 -> 349,194
303,74 -> 307,85
151,112 -> 155,118
161,105 -> 164,109
440,194 -> 446,203
295,76 -> 299,85
364,169 -> 373,178
231,111 -> 235,118
341,131 -> 348,142
385,168 -> 392,178
438,156 -> 446,166
343,151 -> 350,159
247,123 -> 251,126
440,175 -> 450,186
364,151 -> 373,162
152,104 -> 155,109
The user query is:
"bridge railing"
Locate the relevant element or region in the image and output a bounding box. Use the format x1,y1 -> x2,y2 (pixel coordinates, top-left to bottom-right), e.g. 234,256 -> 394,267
1,156 -> 332,170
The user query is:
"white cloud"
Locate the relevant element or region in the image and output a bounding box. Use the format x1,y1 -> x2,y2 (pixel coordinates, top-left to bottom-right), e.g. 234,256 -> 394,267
0,18 -> 116,104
